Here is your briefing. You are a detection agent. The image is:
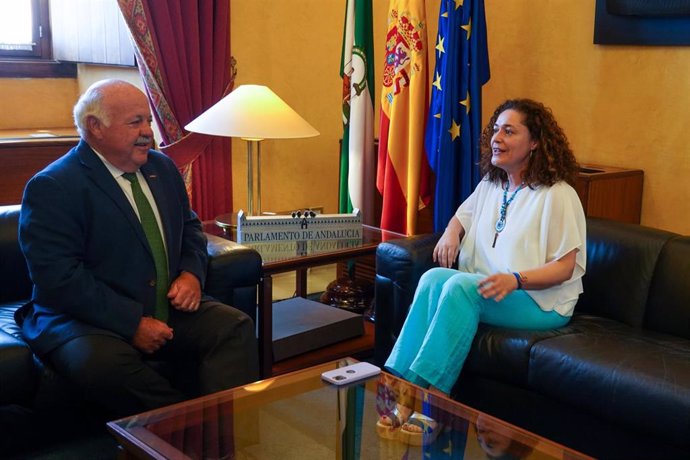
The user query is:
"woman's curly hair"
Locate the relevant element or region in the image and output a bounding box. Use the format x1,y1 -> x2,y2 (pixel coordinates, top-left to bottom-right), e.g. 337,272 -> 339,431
478,99 -> 578,187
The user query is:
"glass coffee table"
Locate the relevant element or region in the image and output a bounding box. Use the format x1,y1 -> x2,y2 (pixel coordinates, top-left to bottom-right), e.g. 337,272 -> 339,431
108,358 -> 592,460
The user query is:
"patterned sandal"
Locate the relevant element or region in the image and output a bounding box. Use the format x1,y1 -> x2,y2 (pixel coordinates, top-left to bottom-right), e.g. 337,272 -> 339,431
399,411 -> 440,446
376,404 -> 413,440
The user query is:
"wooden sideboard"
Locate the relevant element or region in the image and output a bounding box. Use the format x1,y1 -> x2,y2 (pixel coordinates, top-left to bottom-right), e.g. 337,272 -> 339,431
575,163 -> 643,224
0,130 -> 79,205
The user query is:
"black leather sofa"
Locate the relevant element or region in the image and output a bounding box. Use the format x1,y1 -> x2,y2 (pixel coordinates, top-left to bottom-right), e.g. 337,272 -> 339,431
0,204 -> 261,455
375,217 -> 690,459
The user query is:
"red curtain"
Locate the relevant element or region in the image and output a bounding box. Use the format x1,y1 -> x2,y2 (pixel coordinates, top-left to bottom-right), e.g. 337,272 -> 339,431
118,0 -> 234,220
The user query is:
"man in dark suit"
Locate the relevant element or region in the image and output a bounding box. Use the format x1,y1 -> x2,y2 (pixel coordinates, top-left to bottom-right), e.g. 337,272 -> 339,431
17,79 -> 259,417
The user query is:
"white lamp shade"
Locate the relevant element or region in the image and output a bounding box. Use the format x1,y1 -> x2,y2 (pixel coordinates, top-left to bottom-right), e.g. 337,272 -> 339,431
184,84 -> 320,140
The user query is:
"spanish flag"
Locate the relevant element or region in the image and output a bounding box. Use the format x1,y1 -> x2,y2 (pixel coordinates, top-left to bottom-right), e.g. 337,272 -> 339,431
376,0 -> 433,235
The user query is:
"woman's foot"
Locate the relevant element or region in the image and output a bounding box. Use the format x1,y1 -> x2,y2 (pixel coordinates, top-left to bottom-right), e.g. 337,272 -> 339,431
399,412 -> 440,446
376,404 -> 413,440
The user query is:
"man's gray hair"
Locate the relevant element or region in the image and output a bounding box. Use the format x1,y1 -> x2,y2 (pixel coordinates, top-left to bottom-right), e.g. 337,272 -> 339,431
73,80 -> 117,137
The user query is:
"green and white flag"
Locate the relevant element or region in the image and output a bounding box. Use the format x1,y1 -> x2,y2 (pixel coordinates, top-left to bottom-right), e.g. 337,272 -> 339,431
339,0 -> 375,222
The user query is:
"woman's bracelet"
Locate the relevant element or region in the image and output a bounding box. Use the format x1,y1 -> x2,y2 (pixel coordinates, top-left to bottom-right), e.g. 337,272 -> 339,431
512,272 -> 523,290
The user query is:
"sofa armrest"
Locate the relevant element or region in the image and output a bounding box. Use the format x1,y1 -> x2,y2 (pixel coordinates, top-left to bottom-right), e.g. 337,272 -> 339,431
204,233 -> 262,325
0,205 -> 32,304
374,232 -> 441,365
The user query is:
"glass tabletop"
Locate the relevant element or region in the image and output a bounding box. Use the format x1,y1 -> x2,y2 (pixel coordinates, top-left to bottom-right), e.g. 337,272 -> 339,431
108,358 -> 591,460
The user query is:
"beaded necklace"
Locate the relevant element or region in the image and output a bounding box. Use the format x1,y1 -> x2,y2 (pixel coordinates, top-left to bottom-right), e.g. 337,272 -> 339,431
492,181 -> 525,248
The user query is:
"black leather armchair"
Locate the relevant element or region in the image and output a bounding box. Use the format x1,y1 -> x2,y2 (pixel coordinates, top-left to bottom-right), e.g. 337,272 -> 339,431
375,217 -> 690,459
0,204 -> 261,452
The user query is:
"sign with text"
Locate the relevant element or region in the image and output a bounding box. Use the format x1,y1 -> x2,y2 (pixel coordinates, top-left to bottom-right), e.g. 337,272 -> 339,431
242,239 -> 363,263
236,209 -> 363,244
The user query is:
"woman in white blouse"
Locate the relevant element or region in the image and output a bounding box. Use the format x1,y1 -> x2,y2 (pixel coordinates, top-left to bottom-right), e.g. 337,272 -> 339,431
379,99 -> 586,445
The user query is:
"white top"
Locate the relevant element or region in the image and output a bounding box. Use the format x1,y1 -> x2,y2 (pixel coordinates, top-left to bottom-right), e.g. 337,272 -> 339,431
455,178 -> 586,317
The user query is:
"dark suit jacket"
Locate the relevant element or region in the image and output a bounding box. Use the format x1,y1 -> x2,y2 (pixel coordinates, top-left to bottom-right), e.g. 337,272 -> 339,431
17,140 -> 208,356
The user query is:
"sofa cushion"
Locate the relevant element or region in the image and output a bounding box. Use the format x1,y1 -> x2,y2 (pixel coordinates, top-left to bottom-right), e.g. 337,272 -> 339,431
576,218 -> 675,328
529,320 -> 690,447
463,314 -> 638,388
463,323 -> 580,387
0,329 -> 35,404
0,302 -> 24,339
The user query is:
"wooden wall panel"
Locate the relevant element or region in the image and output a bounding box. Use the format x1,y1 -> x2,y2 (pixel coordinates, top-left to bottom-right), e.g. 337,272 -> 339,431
575,164 -> 644,224
0,137 -> 78,205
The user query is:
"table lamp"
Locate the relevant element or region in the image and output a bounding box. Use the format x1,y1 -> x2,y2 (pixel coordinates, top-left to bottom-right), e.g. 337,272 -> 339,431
185,84 -> 319,215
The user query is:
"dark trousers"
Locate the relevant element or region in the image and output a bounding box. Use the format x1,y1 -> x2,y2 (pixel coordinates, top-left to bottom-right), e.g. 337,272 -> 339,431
47,300 -> 259,418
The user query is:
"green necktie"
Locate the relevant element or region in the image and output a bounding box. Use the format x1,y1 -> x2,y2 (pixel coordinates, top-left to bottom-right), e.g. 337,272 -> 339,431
122,172 -> 169,322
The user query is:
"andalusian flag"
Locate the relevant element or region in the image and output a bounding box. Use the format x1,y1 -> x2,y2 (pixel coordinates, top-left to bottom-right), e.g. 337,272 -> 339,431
425,0 -> 490,231
377,0 -> 433,235
339,0 -> 375,222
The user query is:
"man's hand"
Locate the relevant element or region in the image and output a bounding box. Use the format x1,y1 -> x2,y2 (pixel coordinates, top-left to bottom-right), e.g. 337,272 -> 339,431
132,316 -> 174,353
167,271 -> 201,312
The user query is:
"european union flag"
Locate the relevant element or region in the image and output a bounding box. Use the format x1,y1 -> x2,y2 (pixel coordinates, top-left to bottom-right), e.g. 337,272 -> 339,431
425,0 -> 490,232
